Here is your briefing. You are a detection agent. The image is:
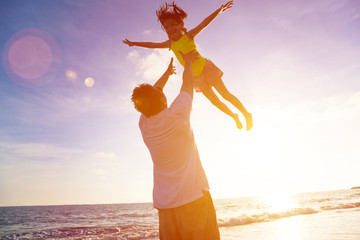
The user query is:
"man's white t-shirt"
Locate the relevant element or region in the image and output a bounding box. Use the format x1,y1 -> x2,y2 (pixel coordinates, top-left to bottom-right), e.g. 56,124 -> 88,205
139,91 -> 210,209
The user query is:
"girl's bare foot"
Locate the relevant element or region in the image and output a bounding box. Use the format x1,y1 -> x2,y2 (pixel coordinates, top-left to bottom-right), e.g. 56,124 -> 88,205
245,112 -> 253,131
233,114 -> 243,129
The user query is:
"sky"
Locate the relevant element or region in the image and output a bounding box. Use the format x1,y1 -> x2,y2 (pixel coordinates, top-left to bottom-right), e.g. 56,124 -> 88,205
0,0 -> 359,207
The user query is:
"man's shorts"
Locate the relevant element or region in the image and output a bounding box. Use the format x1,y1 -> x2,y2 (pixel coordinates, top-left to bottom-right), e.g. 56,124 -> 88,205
158,191 -> 220,240
194,59 -> 224,92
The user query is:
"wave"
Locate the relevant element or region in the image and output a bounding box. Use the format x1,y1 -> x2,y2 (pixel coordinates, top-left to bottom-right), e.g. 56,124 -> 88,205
218,200 -> 360,228
321,202 -> 360,211
218,207 -> 318,227
120,213 -> 154,218
0,225 -> 159,240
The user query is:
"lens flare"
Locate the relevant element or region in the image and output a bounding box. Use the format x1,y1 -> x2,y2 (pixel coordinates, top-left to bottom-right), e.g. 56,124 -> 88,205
2,28 -> 61,88
65,68 -> 78,81
9,36 -> 52,79
85,77 -> 95,87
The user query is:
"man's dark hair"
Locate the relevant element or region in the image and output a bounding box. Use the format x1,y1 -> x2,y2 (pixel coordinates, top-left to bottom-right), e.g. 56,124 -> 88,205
131,83 -> 166,117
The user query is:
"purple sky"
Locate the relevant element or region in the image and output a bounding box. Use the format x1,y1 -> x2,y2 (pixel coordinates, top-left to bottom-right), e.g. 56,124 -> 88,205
1,0 -> 359,206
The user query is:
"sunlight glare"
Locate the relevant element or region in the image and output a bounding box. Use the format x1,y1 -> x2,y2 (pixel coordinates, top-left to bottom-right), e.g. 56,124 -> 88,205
276,217 -> 302,240
264,194 -> 296,212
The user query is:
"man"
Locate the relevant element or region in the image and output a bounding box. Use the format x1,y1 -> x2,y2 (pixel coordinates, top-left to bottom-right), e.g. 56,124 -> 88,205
131,50 -> 220,240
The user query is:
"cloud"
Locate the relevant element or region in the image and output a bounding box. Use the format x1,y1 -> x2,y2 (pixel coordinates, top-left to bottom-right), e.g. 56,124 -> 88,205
142,30 -> 152,35
0,140 -> 129,206
127,50 -> 140,62
127,49 -> 175,81
126,49 -> 183,103
92,152 -> 117,158
90,168 -> 107,175
0,86 -> 133,133
0,141 -> 87,163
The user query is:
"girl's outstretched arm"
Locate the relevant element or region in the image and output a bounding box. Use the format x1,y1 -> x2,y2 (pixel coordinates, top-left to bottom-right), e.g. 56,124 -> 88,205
187,0 -> 233,40
123,39 -> 170,49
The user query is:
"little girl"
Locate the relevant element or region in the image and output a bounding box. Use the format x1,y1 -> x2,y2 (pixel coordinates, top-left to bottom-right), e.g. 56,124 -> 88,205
123,0 -> 252,130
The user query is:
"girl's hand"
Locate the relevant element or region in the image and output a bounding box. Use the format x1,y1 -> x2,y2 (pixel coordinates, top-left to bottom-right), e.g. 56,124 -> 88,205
219,0 -> 233,13
167,58 -> 176,75
123,39 -> 134,47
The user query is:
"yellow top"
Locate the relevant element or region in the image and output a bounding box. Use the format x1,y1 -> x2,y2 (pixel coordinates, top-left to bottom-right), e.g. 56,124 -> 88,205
170,34 -> 206,76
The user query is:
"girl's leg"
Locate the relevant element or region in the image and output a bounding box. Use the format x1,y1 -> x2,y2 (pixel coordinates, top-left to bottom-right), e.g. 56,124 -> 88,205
202,88 -> 243,129
214,79 -> 253,130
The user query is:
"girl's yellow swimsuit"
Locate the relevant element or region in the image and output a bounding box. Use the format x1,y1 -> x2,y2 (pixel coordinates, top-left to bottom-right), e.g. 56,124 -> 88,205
170,34 -> 206,77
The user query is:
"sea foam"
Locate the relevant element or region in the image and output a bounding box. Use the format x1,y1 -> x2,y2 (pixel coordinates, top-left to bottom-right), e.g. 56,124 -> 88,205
218,207 -> 318,227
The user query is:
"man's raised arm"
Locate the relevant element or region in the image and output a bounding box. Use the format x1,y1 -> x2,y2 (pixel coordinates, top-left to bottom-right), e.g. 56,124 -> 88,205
179,50 -> 200,98
153,58 -> 176,90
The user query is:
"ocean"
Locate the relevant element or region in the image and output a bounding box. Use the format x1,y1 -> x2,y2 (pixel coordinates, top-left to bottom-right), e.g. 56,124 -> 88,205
1,188 -> 359,240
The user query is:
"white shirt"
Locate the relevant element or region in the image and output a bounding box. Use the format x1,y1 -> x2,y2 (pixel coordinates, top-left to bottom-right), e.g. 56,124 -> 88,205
139,92 -> 210,209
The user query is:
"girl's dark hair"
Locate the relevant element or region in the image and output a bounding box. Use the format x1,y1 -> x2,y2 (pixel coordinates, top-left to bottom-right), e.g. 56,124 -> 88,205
156,1 -> 188,30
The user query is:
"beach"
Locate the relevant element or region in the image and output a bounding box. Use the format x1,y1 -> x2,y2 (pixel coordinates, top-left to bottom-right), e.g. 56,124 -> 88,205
1,188 -> 359,239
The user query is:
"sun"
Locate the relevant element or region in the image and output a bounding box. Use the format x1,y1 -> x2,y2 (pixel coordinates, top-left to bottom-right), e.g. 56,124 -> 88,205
263,194 -> 296,212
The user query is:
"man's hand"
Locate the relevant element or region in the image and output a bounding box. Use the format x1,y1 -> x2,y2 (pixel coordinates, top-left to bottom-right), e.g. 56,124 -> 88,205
179,50 -> 200,64
153,58 -> 176,90
123,39 -> 134,47
166,58 -> 176,76
219,0 -> 233,13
